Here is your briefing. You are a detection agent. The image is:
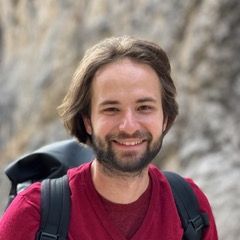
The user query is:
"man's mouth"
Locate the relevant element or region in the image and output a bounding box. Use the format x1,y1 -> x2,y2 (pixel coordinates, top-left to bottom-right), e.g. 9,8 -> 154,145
113,139 -> 145,146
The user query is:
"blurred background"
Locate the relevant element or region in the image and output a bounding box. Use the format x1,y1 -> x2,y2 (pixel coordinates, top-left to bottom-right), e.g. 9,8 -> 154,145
0,0 -> 240,239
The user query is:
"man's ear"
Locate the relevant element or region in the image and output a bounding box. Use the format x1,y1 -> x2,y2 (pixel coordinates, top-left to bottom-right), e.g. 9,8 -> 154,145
82,115 -> 92,135
163,116 -> 168,133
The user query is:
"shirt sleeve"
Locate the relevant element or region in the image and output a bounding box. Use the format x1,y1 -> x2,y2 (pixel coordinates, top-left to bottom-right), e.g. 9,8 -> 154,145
0,183 -> 41,240
186,178 -> 218,240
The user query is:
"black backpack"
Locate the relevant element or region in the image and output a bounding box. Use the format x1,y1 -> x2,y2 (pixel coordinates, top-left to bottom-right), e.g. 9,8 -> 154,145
4,139 -> 209,240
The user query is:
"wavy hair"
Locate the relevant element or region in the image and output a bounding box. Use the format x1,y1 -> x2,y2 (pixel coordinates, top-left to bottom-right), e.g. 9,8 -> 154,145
58,36 -> 178,143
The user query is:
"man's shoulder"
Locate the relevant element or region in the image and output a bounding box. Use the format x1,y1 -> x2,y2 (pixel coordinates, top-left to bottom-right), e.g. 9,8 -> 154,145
184,177 -> 214,213
148,165 -> 210,205
67,162 -> 92,185
17,181 -> 41,204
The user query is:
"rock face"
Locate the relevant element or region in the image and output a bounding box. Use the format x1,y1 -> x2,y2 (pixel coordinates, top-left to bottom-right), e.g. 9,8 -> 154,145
0,0 -> 239,239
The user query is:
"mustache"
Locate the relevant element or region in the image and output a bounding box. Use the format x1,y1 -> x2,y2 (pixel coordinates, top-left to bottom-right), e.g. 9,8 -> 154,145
106,130 -> 152,141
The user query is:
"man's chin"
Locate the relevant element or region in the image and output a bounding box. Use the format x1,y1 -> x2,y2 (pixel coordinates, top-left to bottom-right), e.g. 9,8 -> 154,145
103,154 -> 152,173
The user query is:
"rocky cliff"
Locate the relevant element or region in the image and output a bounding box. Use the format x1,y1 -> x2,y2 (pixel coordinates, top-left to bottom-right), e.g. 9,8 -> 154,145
0,0 -> 240,239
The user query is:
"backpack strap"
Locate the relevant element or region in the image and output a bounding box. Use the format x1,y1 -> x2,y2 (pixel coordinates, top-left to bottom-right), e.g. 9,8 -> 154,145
36,175 -> 70,240
164,171 -> 209,240
35,170 -> 209,240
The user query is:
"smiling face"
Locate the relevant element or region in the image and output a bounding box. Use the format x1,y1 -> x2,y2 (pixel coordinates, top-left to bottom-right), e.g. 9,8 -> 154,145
83,58 -> 167,174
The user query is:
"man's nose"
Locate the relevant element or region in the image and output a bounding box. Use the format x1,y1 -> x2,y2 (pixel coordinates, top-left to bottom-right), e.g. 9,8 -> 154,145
118,110 -> 140,134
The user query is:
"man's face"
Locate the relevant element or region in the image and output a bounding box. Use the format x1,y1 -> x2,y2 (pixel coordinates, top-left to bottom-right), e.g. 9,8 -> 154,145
83,58 -> 167,174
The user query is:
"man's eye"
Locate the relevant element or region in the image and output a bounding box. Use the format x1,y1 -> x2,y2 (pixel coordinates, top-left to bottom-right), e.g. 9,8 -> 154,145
103,108 -> 119,114
138,105 -> 153,112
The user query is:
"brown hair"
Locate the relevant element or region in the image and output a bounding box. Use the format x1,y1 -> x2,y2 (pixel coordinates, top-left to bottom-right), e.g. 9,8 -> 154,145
58,36 -> 178,143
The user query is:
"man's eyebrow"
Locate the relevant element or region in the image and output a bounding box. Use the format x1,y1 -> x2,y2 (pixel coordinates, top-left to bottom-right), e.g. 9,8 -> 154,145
99,100 -> 120,106
136,97 -> 157,103
99,98 -> 157,106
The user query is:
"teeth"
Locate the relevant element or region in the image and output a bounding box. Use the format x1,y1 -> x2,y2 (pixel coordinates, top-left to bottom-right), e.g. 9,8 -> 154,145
117,140 -> 143,146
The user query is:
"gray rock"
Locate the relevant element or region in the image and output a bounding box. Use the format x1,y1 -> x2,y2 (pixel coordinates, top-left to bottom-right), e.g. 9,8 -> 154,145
0,0 -> 239,239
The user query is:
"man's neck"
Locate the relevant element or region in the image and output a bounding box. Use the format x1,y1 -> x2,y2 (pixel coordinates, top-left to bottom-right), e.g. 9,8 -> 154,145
91,160 -> 150,204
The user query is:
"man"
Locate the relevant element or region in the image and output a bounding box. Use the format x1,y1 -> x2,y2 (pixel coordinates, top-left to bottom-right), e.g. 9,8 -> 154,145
0,36 -> 218,239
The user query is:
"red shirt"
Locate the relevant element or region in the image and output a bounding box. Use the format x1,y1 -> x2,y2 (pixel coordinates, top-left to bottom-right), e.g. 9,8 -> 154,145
99,176 -> 152,239
0,163 -> 218,240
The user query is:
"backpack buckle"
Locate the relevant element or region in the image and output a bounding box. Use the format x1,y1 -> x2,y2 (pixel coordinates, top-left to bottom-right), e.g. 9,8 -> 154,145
38,232 -> 59,240
189,215 -> 204,232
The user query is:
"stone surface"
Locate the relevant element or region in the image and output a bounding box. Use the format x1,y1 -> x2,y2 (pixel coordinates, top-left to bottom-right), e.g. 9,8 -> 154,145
0,0 -> 240,239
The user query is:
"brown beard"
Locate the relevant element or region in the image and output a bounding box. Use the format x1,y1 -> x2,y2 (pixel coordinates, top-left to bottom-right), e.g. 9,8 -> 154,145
91,130 -> 164,175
